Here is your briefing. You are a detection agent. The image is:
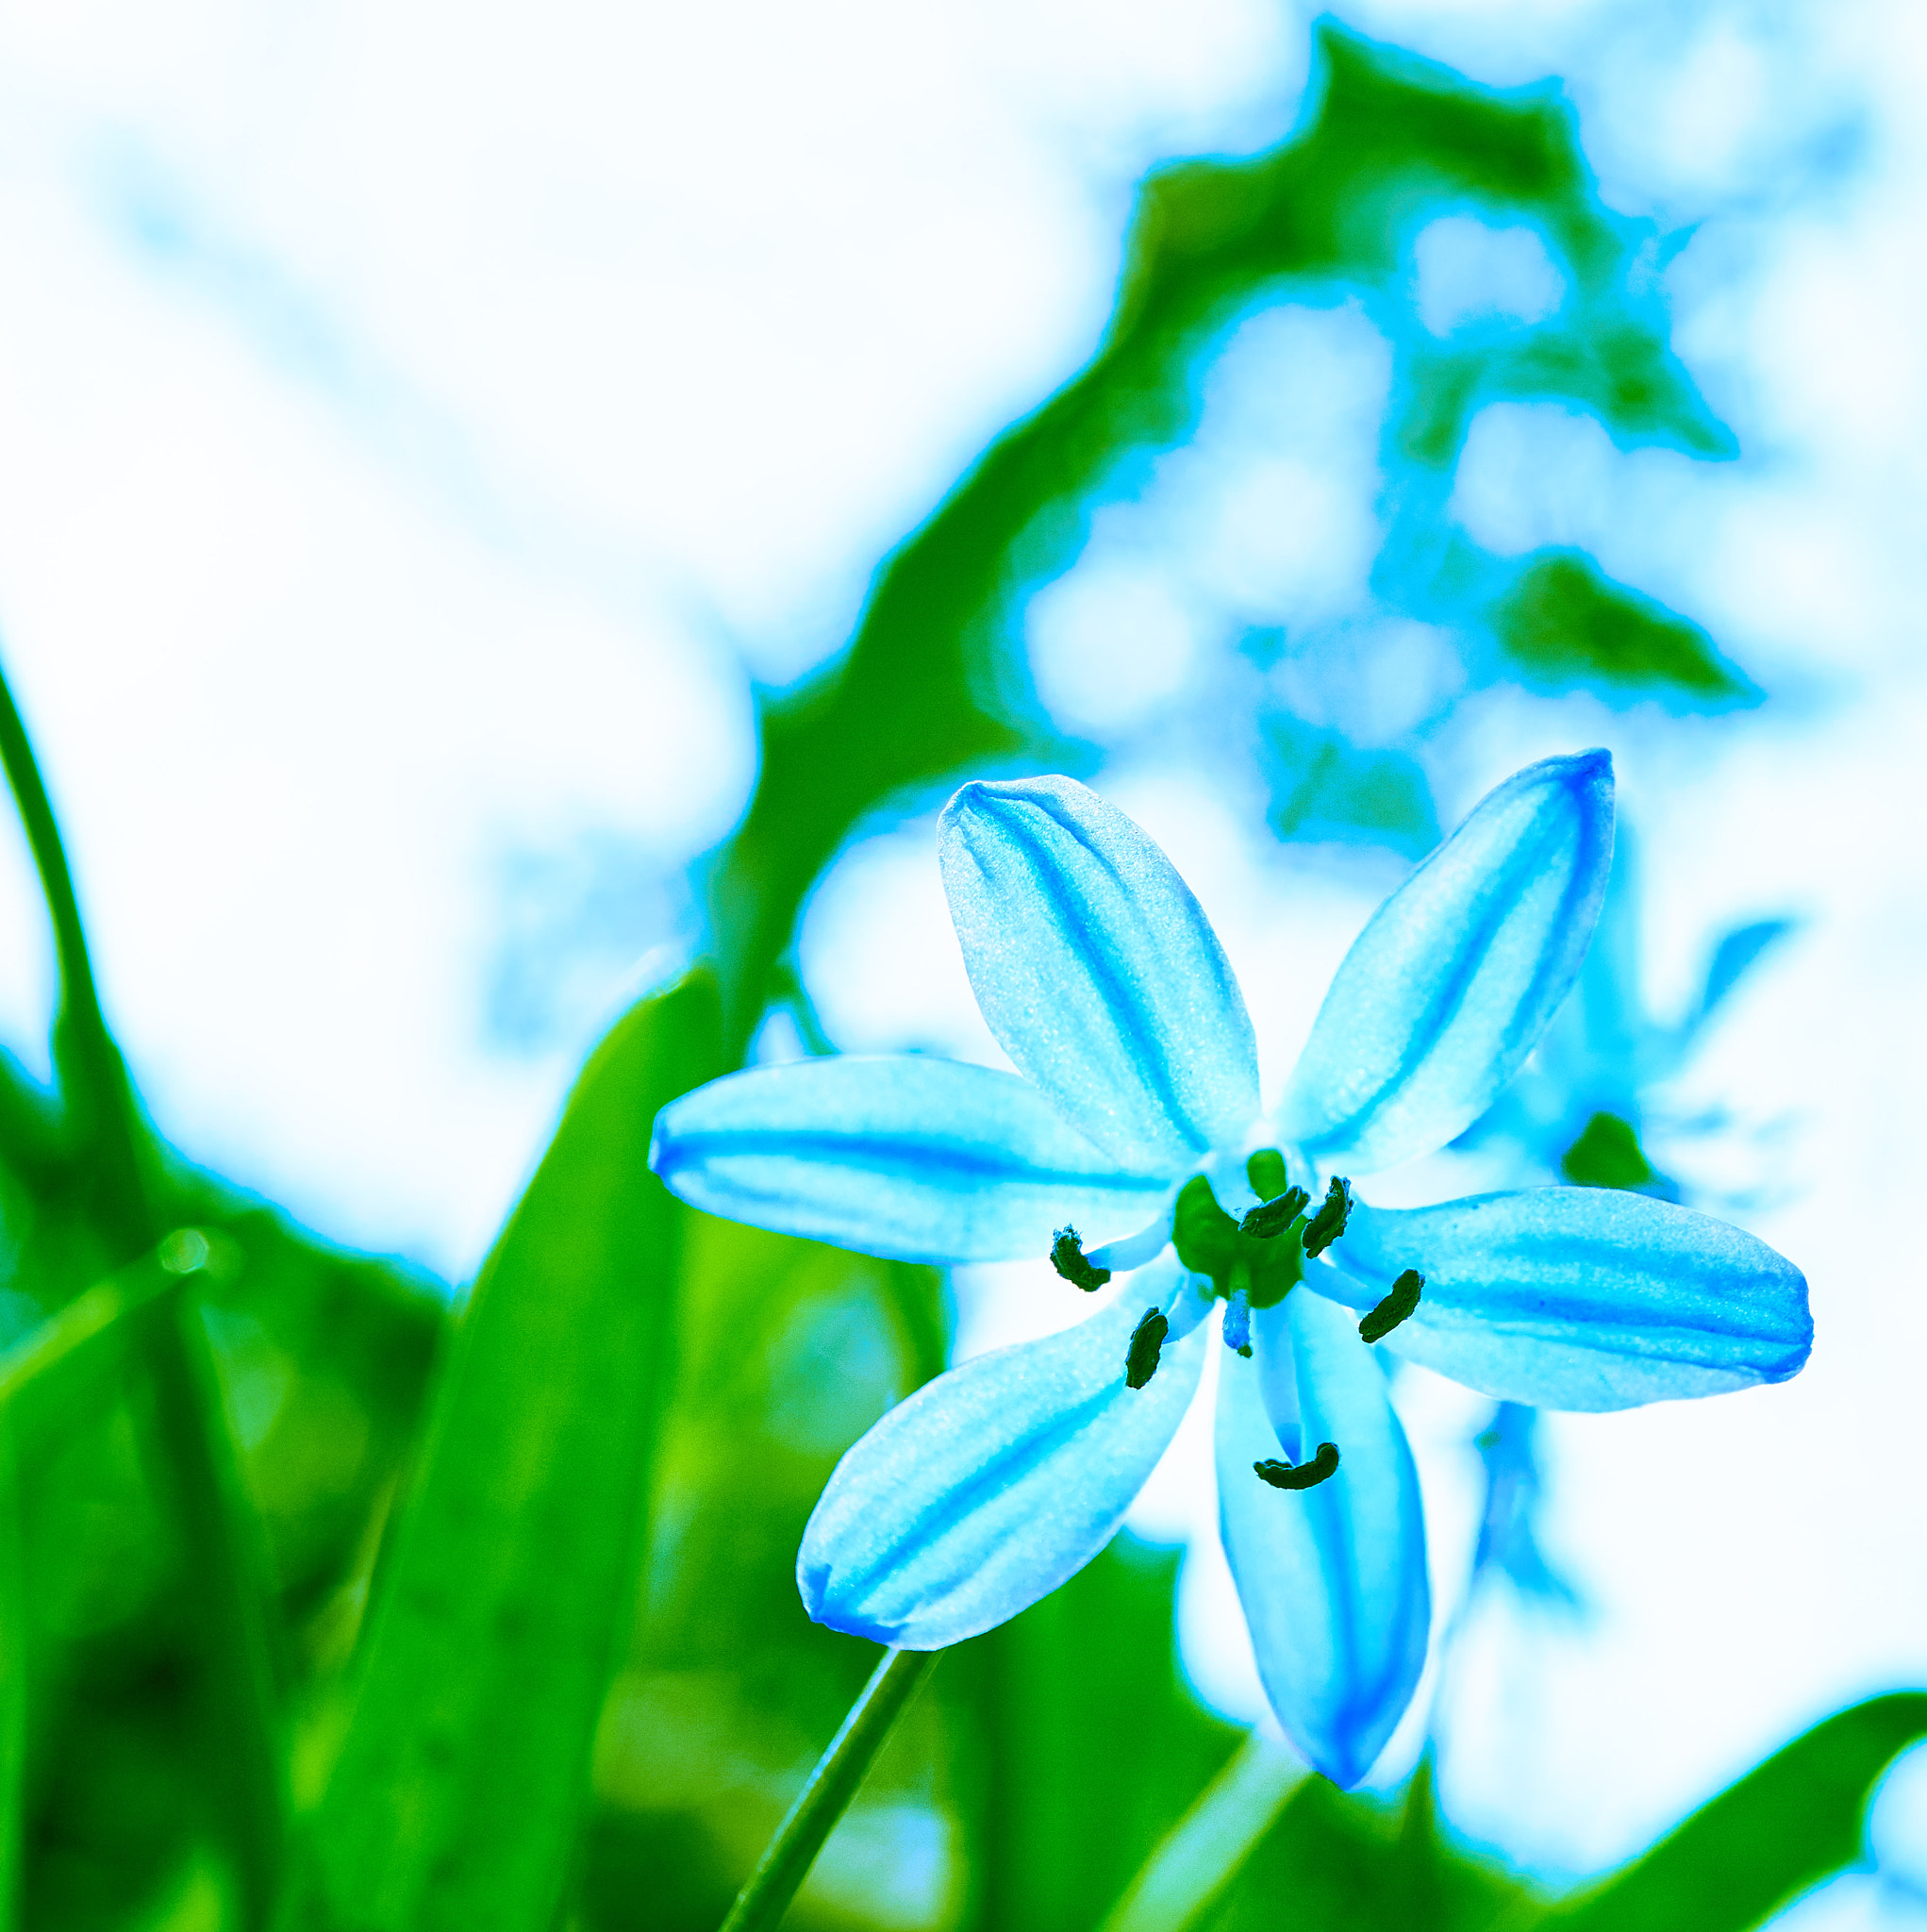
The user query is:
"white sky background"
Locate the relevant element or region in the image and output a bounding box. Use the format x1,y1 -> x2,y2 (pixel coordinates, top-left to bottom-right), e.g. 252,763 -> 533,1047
0,0 -> 1924,1915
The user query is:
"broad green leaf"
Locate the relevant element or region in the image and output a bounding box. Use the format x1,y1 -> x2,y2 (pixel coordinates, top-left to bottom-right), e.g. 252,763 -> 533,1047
1543,1692 -> 1927,1932
281,973 -> 723,1932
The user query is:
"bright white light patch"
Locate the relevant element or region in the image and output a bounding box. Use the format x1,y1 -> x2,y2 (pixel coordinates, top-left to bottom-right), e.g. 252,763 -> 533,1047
1414,215 -> 1565,336
1027,560 -> 1205,734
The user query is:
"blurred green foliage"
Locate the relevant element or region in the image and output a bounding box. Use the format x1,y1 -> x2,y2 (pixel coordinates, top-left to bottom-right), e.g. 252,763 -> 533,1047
1490,551 -> 1755,701
0,16 -> 1900,1932
712,17 -> 1751,1048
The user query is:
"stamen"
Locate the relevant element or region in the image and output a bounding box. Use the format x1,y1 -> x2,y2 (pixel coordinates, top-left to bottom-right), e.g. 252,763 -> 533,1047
1051,1226 -> 1111,1292
1125,1307 -> 1169,1390
1254,1441 -> 1340,1491
1240,1186 -> 1309,1241
1301,1176 -> 1354,1257
1222,1294 -> 1253,1357
1359,1269 -> 1423,1343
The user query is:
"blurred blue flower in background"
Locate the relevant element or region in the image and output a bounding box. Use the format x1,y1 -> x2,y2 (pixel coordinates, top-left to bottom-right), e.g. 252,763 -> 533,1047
651,753 -> 1810,1787
1455,823 -> 1798,1205
1445,827 -> 1798,1624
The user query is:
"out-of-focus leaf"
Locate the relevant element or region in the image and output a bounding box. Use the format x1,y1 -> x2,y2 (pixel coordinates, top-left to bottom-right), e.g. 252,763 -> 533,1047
1196,1766 -> 1532,1932
710,21 -> 1746,1040
1557,1112 -> 1656,1191
1096,1731 -> 1307,1932
961,1536 -> 1241,1931
282,973 -> 723,1932
1540,1692 -> 1927,1932
1490,551 -> 1756,703
1263,717 -> 1440,858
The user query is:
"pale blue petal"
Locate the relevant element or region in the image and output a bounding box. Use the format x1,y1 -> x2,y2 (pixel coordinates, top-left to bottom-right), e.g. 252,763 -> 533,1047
1276,752 -> 1614,1174
939,775 -> 1260,1171
1216,1291 -> 1430,1789
1315,1191 -> 1812,1411
651,1056 -> 1171,1264
798,1274 -> 1208,1646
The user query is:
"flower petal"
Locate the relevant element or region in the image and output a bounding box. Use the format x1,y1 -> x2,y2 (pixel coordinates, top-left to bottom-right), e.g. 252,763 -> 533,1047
1275,751 -> 1614,1174
939,775 -> 1260,1170
798,1273 -> 1209,1646
1216,1291 -> 1430,1788
651,1056 -> 1171,1264
1316,1190 -> 1812,1411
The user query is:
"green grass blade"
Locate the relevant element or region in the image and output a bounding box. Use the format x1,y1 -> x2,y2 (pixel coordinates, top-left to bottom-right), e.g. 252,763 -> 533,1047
283,973 -> 723,1932
1544,1692 -> 1927,1932
0,650 -> 289,1923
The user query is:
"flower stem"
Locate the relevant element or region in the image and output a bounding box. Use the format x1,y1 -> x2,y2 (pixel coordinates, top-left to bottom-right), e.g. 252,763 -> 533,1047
719,1646 -> 939,1932
0,653 -> 286,1927
1095,1730 -> 1307,1932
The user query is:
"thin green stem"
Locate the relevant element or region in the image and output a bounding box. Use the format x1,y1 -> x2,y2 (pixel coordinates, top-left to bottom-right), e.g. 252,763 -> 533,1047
0,667 -> 147,1251
719,1647 -> 939,1932
0,652 -> 286,1927
1095,1730 -> 1308,1932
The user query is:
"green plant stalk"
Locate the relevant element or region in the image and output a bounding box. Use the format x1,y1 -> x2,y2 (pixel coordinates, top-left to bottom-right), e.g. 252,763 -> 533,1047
1095,1730 -> 1308,1932
719,1647 -> 939,1932
0,656 -> 286,1927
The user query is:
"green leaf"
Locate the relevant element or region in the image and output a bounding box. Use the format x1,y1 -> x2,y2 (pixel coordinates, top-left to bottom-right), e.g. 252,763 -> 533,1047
962,1536 -> 1242,1930
1543,1692 -> 1927,1932
1196,1769 -> 1532,1932
1491,550 -> 1757,705
1263,718 -> 1441,859
281,972 -> 723,1932
1558,1112 -> 1656,1191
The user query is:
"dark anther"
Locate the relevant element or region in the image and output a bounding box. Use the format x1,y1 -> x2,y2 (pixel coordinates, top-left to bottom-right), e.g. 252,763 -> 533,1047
1240,1186 -> 1309,1241
1301,1176 -> 1354,1258
1125,1308 -> 1169,1390
1254,1442 -> 1340,1491
1359,1269 -> 1423,1343
1052,1226 -> 1111,1292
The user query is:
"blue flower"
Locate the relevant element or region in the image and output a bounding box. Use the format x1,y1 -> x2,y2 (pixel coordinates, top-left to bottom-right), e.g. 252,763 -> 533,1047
650,754 -> 1810,1787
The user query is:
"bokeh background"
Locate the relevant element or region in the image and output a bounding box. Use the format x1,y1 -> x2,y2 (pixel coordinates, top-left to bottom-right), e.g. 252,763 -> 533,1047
0,0 -> 1924,1926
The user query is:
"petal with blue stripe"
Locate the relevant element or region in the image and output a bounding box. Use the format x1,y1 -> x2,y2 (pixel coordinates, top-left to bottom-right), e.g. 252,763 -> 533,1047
940,775 -> 1260,1172
1315,1190 -> 1812,1411
1216,1291 -> 1430,1789
650,1055 -> 1171,1264
799,1271 -> 1208,1646
1275,752 -> 1614,1174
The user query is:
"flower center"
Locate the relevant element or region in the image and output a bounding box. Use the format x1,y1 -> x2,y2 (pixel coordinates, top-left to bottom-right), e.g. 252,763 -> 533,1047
1048,1153 -> 1420,1496
1171,1155 -> 1352,1308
